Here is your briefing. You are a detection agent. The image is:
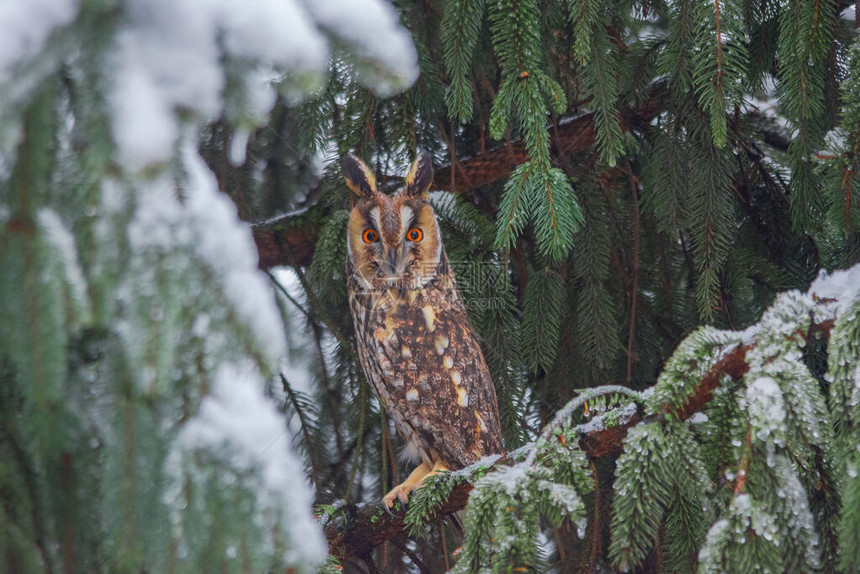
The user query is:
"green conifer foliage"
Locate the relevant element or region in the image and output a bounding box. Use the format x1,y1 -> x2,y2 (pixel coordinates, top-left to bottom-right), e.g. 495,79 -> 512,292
8,0 -> 860,572
254,0 -> 860,568
0,1 -> 419,572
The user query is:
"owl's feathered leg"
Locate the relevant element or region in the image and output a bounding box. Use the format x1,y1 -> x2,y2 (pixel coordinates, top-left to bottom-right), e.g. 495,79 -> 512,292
383,461 -> 431,508
420,458 -> 451,482
383,457 -> 454,509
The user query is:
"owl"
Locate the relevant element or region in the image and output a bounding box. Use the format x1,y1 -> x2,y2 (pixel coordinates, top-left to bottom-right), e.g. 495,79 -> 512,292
344,152 -> 505,508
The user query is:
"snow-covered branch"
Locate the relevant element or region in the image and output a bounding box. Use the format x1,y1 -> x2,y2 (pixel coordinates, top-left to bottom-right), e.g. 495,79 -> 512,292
322,314 -> 833,562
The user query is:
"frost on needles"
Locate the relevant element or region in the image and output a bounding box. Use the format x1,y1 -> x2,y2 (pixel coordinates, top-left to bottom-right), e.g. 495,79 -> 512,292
389,265 -> 860,573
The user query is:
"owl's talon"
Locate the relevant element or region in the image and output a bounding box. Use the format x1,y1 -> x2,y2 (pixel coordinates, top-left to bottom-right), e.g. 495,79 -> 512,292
398,489 -> 412,506
383,482 -> 416,509
379,500 -> 398,517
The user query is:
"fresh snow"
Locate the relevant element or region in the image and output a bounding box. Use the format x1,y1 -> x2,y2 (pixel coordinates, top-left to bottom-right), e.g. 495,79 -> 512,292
109,0 -> 327,169
699,495 -> 781,572
453,453 -> 503,477
4,0 -> 415,569
745,377 -> 787,444
298,0 -> 418,94
475,463 -> 534,496
645,326 -> 743,415
38,208 -> 90,319
0,0 -> 77,83
527,385 -> 640,465
685,412 -> 709,424
698,518 -> 730,565
173,362 -> 326,564
575,402 -> 638,435
126,144 -> 287,363
810,265 -> 860,314
108,0 -> 417,169
774,455 -> 821,569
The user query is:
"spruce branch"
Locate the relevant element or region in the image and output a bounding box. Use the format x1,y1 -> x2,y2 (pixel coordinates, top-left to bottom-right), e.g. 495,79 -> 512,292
280,374 -> 322,486
324,482 -> 474,564
319,311 -> 836,563
250,93 -> 666,269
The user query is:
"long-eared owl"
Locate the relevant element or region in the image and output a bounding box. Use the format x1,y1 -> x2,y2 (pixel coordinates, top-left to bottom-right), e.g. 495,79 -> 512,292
344,153 -> 505,507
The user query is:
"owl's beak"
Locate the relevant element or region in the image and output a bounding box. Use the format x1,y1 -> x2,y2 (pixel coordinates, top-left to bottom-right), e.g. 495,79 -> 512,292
380,245 -> 407,279
383,247 -> 400,277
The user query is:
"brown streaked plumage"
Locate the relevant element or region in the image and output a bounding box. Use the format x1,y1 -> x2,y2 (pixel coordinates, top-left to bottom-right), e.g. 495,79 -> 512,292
344,152 -> 505,507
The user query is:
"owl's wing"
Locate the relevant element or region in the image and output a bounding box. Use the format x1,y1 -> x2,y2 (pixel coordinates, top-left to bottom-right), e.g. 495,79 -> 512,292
354,285 -> 505,469
414,306 -> 506,466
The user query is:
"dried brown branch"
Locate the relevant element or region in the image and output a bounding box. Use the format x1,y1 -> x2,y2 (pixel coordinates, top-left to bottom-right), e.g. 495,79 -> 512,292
253,222 -> 317,268
324,315 -> 837,563
624,160 -> 641,383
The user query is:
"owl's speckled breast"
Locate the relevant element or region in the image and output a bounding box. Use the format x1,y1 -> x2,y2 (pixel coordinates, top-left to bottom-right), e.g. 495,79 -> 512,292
347,259 -> 505,469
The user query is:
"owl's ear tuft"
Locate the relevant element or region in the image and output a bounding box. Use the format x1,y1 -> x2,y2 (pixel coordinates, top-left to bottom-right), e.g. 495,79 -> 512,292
403,152 -> 433,198
342,154 -> 377,198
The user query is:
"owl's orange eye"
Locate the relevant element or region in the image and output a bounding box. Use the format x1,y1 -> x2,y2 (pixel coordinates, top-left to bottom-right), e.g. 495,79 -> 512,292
406,228 -> 423,242
363,229 -> 379,243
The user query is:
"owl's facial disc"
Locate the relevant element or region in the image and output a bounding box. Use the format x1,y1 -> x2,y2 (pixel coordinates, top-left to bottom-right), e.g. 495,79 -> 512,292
348,193 -> 441,290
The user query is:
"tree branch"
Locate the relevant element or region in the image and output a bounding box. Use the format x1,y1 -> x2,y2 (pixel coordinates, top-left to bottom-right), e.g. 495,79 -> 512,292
253,221 -> 318,268
325,485 -> 473,564
251,92 -> 664,269
324,314 -> 836,562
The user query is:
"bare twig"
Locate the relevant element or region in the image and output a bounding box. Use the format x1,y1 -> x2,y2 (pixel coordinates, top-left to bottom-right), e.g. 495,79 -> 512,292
624,160 -> 641,383
389,538 -> 432,574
